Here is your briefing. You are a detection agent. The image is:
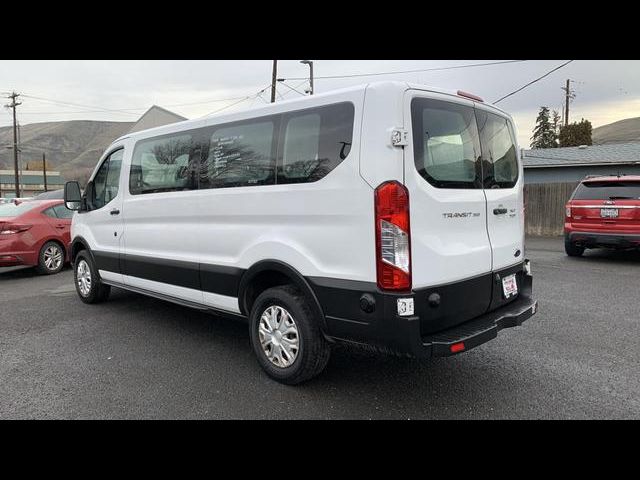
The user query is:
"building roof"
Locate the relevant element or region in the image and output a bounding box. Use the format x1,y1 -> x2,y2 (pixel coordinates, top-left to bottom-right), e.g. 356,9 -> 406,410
0,170 -> 65,185
128,105 -> 188,134
523,142 -> 640,168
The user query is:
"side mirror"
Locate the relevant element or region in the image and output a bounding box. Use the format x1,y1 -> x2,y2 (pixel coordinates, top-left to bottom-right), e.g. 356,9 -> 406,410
64,181 -> 82,211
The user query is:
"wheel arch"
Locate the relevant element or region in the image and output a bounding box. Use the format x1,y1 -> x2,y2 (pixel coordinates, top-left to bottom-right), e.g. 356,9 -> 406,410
70,236 -> 94,266
238,260 -> 328,333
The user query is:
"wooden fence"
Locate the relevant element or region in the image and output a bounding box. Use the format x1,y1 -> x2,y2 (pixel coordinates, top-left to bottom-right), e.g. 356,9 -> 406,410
524,182 -> 579,236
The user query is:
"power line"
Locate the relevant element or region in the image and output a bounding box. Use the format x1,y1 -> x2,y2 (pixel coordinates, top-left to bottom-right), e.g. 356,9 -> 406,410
19,91 -> 263,117
277,81 -> 306,96
280,60 -> 527,81
204,85 -> 272,116
493,60 -> 574,104
20,94 -> 142,115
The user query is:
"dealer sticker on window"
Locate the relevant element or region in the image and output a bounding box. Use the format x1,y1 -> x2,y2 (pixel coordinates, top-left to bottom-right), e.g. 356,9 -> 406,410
502,273 -> 518,298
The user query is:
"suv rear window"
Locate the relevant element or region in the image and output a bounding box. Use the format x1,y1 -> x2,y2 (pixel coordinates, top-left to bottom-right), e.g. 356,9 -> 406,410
572,181 -> 640,200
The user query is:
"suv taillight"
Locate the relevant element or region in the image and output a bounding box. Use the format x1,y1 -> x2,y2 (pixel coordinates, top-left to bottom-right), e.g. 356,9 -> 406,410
375,181 -> 411,291
566,205 -> 572,218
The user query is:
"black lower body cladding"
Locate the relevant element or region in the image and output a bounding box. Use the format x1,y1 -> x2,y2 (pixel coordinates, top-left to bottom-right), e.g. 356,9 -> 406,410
308,262 -> 536,357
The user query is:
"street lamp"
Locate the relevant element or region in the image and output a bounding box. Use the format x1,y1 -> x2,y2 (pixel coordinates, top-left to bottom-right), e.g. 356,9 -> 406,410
300,60 -> 314,95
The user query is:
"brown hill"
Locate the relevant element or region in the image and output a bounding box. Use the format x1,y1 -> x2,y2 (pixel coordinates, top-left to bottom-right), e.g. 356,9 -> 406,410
593,117 -> 640,145
0,120 -> 133,182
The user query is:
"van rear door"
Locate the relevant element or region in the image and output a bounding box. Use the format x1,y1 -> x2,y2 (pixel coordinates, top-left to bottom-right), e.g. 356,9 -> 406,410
475,106 -> 524,274
404,91 -> 493,332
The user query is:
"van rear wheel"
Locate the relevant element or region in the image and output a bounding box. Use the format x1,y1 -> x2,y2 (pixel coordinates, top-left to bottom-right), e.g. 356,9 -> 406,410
249,285 -> 331,385
74,250 -> 111,304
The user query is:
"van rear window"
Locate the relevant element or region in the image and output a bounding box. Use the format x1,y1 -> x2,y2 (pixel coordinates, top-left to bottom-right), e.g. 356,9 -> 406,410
411,98 -> 482,189
411,98 -> 519,189
572,181 -> 640,200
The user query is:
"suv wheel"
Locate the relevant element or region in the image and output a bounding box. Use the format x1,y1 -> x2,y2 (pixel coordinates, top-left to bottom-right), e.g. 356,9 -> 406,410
565,236 -> 585,257
37,241 -> 65,275
249,285 -> 331,385
74,250 -> 111,304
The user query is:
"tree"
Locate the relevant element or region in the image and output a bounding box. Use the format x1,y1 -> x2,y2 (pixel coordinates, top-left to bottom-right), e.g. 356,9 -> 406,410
551,110 -> 562,142
530,106 -> 557,149
559,118 -> 593,147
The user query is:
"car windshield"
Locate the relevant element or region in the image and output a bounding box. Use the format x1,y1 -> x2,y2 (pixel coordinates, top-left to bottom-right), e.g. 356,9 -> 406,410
0,201 -> 39,218
572,181 -> 640,200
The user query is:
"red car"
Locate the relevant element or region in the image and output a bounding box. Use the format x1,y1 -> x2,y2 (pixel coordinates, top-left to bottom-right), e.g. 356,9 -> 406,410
564,175 -> 640,256
0,199 -> 73,274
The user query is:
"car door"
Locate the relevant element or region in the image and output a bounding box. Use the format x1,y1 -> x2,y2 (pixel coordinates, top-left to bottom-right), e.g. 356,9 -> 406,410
80,147 -> 125,284
475,106 -> 524,272
404,91 -> 493,288
42,203 -> 73,252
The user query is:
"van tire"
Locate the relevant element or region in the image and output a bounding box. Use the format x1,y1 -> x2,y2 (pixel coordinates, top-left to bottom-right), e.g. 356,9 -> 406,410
564,237 -> 585,257
249,285 -> 331,385
74,250 -> 111,304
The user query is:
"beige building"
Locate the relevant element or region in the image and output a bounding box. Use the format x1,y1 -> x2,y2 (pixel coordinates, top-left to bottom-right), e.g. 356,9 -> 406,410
128,105 -> 187,133
0,169 -> 65,198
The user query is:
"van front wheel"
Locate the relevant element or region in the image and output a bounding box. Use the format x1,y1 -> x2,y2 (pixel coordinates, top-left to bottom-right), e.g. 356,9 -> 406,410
74,250 -> 111,304
249,285 -> 331,385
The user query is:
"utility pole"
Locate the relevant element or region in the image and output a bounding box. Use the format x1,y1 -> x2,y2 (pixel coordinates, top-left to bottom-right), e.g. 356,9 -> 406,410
271,60 -> 278,103
5,92 -> 21,198
561,79 -> 575,127
43,152 -> 48,192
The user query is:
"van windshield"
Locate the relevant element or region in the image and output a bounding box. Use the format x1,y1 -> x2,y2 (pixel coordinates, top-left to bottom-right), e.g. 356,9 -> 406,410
572,181 -> 640,200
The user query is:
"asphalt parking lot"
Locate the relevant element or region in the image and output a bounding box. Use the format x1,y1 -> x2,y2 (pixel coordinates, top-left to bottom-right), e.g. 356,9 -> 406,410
1,236 -> 639,419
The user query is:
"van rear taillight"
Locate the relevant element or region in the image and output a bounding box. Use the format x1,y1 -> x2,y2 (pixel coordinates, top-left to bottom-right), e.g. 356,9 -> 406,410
375,181 -> 411,291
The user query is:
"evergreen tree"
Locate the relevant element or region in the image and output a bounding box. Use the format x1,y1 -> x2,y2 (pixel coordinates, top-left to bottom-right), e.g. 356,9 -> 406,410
559,118 -> 593,147
551,110 -> 562,146
530,107 -> 557,149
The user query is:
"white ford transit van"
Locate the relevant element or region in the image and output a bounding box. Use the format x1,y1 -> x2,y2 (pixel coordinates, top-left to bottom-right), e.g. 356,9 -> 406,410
64,81 -> 537,384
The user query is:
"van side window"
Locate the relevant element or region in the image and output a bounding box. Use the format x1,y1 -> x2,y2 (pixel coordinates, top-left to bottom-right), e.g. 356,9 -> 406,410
105,149 -> 123,203
130,134 -> 198,195
92,156 -> 110,209
277,102 -> 354,184
411,98 -> 482,189
476,110 -> 519,189
90,149 -> 123,210
200,120 -> 275,189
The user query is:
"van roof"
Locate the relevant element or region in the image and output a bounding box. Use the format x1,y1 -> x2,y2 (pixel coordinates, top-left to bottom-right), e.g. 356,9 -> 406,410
114,81 -> 510,143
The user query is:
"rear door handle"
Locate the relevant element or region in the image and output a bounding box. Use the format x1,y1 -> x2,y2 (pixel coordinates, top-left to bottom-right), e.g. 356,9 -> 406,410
55,224 -> 66,229
110,209 -> 120,216
493,208 -> 508,215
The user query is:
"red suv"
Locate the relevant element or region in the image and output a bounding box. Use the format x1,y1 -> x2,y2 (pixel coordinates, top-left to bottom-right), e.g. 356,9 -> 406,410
0,199 -> 73,274
564,175 -> 640,256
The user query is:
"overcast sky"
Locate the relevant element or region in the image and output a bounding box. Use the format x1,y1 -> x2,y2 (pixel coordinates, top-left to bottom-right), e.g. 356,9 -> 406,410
1,60 -> 639,148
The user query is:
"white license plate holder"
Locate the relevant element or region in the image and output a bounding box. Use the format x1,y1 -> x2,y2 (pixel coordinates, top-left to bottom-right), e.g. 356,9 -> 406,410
502,273 -> 518,298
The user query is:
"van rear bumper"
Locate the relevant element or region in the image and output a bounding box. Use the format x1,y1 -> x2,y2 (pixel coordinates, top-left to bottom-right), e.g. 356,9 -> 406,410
311,267 -> 537,358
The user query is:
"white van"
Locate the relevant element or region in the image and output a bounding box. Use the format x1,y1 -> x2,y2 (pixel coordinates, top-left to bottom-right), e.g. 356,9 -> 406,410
64,81 -> 537,384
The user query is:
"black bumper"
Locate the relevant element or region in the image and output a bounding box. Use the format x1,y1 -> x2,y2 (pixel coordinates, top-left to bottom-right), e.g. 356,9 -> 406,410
568,231 -> 640,249
310,265 -> 537,358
